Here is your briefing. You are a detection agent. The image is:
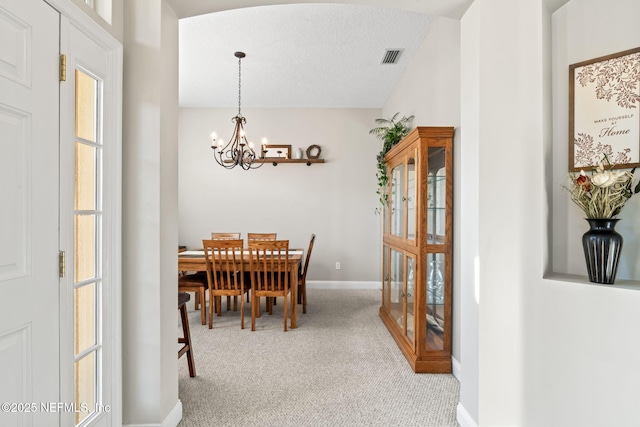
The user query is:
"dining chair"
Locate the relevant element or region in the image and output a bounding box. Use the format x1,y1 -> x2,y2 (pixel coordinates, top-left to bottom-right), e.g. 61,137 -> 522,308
246,233 -> 277,302
299,234 -> 316,314
248,239 -> 293,332
211,232 -> 241,239
178,272 -> 208,325
203,238 -> 249,329
247,232 -> 277,241
211,232 -> 243,310
246,233 -> 277,306
178,292 -> 195,377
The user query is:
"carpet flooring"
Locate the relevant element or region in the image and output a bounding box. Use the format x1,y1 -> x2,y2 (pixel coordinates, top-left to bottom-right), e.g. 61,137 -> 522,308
177,288 -> 460,427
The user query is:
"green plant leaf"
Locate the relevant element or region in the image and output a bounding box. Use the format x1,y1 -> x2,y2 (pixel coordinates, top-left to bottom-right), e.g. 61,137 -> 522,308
369,113 -> 414,207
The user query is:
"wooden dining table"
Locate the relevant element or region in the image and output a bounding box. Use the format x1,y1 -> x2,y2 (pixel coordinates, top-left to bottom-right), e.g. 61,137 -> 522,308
178,249 -> 303,328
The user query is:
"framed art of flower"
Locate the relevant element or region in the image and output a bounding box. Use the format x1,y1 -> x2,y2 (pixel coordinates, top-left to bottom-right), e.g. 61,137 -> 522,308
569,47 -> 640,172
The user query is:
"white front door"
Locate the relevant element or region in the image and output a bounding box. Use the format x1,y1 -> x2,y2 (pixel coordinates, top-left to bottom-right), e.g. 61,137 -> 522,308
58,12 -> 121,427
0,0 -> 61,426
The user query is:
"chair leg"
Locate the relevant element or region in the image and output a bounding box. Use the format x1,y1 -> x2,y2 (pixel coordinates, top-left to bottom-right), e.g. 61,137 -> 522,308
179,303 -> 196,377
208,289 -> 214,329
302,281 -> 307,314
283,293 -> 288,332
199,288 -> 206,325
226,296 -> 231,311
251,293 -> 257,331
239,292 -> 245,329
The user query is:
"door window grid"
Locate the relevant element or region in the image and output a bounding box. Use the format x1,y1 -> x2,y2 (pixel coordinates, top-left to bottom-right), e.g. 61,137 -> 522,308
74,68 -> 103,426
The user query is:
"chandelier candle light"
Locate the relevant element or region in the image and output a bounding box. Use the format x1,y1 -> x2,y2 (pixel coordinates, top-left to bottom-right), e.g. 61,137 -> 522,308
210,51 -> 266,170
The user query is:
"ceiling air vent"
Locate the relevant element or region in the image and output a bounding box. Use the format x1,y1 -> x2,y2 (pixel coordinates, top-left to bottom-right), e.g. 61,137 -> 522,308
381,49 -> 403,64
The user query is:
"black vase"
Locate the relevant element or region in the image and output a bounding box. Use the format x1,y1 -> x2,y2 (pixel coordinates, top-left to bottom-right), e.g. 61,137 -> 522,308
582,218 -> 622,284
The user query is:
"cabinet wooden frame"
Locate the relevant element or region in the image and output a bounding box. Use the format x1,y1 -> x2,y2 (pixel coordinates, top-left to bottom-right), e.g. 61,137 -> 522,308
379,126 -> 454,373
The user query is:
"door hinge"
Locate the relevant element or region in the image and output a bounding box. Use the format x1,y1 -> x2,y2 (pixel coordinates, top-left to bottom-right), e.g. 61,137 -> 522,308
59,251 -> 66,278
59,54 -> 66,82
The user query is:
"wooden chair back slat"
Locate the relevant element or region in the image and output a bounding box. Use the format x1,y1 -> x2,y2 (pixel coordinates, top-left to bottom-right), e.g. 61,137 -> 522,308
211,232 -> 241,240
247,232 -> 277,242
302,234 -> 316,280
298,233 -> 316,314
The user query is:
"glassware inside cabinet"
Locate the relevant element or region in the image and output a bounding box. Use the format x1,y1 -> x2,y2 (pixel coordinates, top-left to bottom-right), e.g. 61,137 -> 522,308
425,252 -> 445,351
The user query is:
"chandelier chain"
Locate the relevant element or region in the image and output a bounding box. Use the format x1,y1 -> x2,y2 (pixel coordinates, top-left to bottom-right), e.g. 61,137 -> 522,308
238,55 -> 242,116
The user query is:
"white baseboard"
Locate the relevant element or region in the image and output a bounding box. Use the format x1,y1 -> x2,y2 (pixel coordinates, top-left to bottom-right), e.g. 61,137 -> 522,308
451,356 -> 461,381
162,401 -> 182,427
456,402 -> 478,427
307,280 -> 380,290
123,400 -> 182,427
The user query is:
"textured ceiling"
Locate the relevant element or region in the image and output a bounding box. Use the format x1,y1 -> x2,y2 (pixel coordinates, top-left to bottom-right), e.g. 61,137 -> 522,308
178,3 -> 438,108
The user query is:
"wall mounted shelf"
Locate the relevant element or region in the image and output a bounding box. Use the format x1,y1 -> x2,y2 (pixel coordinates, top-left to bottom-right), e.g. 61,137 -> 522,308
255,159 -> 325,166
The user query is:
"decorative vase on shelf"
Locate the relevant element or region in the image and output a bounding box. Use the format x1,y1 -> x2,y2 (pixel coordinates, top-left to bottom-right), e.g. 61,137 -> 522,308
582,218 -> 622,284
427,259 -> 444,304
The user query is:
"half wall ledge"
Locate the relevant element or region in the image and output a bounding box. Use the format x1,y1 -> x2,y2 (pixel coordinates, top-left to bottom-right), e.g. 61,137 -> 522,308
544,272 -> 640,291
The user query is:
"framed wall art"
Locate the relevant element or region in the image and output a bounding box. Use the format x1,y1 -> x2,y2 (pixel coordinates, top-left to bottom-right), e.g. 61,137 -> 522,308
262,144 -> 291,160
569,47 -> 640,171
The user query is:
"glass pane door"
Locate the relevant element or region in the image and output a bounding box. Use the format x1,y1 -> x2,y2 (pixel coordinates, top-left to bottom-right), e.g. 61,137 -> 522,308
74,68 -> 102,426
382,246 -> 389,310
390,163 -> 405,237
407,156 -> 416,241
389,249 -> 404,329
427,147 -> 446,245
406,255 -> 415,344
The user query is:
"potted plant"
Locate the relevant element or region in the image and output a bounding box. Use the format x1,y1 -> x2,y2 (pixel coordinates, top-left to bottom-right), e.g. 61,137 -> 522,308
369,113 -> 414,208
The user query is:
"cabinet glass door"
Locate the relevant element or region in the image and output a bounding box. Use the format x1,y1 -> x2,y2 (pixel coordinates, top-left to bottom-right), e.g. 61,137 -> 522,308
407,156 -> 416,241
390,163 -> 405,237
406,255 -> 415,344
389,249 -> 404,329
382,246 -> 389,310
427,147 -> 446,245
425,252 -> 446,351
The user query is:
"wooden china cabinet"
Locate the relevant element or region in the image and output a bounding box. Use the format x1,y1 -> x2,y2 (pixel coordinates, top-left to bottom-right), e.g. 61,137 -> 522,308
379,126 -> 454,373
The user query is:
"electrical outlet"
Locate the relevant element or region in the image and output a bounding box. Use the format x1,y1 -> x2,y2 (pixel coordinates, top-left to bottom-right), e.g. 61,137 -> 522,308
335,262 -> 341,270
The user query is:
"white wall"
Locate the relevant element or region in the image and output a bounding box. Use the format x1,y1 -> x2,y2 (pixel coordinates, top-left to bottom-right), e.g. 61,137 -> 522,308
551,0 -> 640,280
474,0 -> 548,421
521,0 -> 640,425
178,108 -> 382,283
122,0 -> 180,425
459,4 -> 480,424
461,0 -> 640,425
381,9 -> 464,390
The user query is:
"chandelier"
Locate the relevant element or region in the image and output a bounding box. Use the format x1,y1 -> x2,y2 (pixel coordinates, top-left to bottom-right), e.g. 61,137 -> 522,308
210,51 -> 264,170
